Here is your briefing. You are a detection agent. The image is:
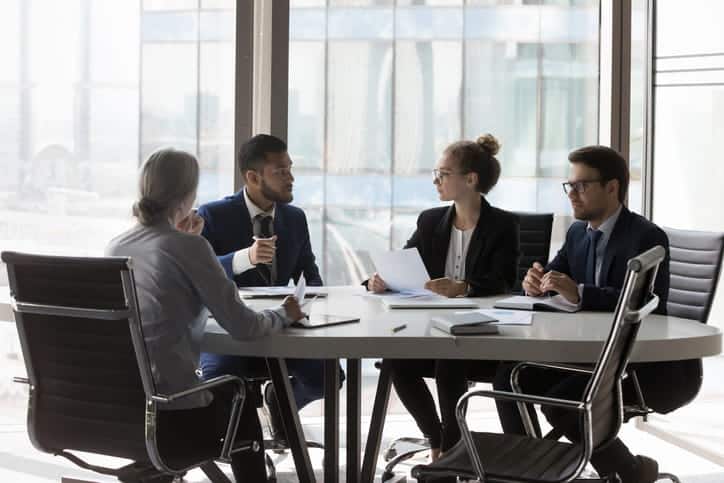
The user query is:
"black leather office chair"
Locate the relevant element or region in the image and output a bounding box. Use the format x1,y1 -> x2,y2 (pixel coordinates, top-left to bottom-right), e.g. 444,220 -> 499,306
413,245 -> 666,483
380,212 -> 555,481
623,227 -> 724,483
514,212 -> 554,292
3,251 -> 257,483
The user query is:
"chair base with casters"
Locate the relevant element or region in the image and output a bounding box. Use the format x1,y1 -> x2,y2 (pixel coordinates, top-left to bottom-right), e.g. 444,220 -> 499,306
380,436 -> 430,482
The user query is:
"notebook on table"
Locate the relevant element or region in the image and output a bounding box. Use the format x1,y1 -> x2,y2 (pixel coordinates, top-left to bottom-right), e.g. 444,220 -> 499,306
431,311 -> 499,335
493,295 -> 579,313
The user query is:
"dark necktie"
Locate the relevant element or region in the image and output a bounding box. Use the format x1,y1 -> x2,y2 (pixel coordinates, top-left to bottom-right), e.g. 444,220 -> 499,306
585,229 -> 603,286
253,214 -> 275,285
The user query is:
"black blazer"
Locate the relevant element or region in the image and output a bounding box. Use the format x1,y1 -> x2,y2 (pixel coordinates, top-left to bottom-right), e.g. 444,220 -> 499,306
403,197 -> 520,297
198,191 -> 322,287
547,206 -> 670,312
549,206 -> 698,414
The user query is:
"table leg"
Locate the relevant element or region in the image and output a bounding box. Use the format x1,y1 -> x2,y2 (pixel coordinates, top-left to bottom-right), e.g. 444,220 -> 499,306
324,359 -> 340,483
346,358 -> 361,483
360,359 -> 392,483
266,358 -> 315,483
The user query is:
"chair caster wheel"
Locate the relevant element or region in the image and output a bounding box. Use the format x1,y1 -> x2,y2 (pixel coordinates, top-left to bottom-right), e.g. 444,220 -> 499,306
381,470 -> 395,482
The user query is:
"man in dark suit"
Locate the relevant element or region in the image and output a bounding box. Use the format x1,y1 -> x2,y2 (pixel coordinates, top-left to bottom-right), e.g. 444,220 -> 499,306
198,134 -> 343,444
495,145 -> 677,483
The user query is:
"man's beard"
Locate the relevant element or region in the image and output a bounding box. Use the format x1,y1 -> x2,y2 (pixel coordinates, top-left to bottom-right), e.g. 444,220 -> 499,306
261,179 -> 293,204
573,205 -> 605,221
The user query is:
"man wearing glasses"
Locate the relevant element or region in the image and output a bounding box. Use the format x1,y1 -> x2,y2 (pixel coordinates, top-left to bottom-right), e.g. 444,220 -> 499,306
197,134 -> 343,449
494,145 -> 690,483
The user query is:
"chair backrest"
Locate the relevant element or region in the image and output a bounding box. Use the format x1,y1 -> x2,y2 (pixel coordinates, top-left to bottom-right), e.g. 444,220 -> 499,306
583,245 -> 666,450
513,212 -> 554,292
2,251 -> 156,463
664,227 -> 724,323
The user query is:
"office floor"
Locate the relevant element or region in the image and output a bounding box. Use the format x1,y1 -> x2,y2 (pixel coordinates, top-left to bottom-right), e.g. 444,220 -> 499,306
2,367 -> 724,483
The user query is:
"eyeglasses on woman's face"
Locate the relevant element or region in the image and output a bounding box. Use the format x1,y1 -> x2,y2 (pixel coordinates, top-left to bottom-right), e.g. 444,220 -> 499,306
432,168 -> 467,183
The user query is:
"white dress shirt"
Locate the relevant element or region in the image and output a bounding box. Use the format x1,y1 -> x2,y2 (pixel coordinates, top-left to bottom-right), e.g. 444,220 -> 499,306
574,204 -> 623,305
444,225 -> 475,281
232,188 -> 277,275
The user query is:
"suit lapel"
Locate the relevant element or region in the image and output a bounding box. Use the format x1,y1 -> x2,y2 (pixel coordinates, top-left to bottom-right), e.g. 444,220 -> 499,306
273,206 -> 289,285
465,196 -> 491,278
431,205 -> 454,278
235,191 -> 255,247
599,207 -> 630,287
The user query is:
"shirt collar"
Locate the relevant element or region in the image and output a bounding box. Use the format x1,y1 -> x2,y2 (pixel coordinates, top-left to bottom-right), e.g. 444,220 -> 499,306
243,187 -> 275,220
587,204 -> 622,241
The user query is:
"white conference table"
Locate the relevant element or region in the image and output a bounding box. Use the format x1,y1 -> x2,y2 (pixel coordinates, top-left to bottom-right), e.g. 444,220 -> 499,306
202,286 -> 722,483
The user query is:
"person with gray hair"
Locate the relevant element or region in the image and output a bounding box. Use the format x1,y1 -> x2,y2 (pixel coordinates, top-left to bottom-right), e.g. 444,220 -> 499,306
106,148 -> 303,482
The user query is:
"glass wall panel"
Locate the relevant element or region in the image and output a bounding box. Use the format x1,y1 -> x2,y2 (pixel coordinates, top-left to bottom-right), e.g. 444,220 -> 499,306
0,0 -> 235,275
289,0 -> 600,287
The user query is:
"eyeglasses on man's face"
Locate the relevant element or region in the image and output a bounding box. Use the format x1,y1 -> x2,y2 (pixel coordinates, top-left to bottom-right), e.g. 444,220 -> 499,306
562,178 -> 603,195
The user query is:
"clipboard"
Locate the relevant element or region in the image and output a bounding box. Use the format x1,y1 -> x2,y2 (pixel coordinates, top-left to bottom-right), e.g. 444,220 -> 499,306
291,314 -> 360,329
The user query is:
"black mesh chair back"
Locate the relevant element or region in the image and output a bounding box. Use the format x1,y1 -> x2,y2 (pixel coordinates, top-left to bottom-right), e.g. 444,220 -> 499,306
3,251 -> 247,482
583,245 -> 665,449
665,227 -> 724,323
3,251 -> 153,462
514,212 -> 554,292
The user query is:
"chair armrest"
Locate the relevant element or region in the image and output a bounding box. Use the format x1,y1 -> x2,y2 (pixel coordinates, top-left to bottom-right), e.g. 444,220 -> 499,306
151,374 -> 245,404
149,375 -> 249,466
457,388 -> 585,413
511,362 -> 593,387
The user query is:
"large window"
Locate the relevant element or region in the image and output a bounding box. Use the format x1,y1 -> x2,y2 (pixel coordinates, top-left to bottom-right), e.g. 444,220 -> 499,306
0,0 -> 236,286
288,0 -> 600,286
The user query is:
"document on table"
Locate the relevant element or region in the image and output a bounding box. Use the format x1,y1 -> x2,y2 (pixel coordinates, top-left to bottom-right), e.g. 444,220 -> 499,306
473,309 -> 533,325
238,285 -> 328,299
369,248 -> 430,292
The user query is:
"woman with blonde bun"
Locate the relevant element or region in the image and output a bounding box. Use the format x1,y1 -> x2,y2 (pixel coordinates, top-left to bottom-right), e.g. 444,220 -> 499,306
366,134 -> 519,461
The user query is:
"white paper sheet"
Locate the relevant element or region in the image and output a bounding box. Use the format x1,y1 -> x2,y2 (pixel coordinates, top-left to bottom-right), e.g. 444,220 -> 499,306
369,248 -> 430,292
474,309 -> 533,325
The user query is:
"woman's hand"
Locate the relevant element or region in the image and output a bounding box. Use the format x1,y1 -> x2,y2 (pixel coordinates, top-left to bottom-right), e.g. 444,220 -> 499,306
176,210 -> 204,236
282,296 -> 305,322
367,272 -> 388,293
424,277 -> 468,298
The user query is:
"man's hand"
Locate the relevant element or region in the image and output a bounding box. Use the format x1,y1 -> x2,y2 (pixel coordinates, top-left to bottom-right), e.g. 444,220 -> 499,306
368,272 -> 388,293
176,211 -> 204,236
424,277 -> 467,298
282,296 -> 305,322
249,235 -> 277,265
522,262 -> 546,296
540,271 -> 580,304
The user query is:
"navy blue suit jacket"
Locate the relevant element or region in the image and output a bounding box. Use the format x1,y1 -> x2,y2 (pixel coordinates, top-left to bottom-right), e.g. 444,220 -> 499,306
547,207 -> 703,414
547,206 -> 670,313
198,191 -> 322,287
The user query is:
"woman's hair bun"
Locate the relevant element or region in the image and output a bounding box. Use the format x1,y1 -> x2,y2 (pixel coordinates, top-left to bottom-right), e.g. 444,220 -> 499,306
476,133 -> 500,156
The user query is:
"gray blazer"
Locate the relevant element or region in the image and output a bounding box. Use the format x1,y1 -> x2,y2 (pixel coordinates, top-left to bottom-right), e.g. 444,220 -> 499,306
106,221 -> 290,409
